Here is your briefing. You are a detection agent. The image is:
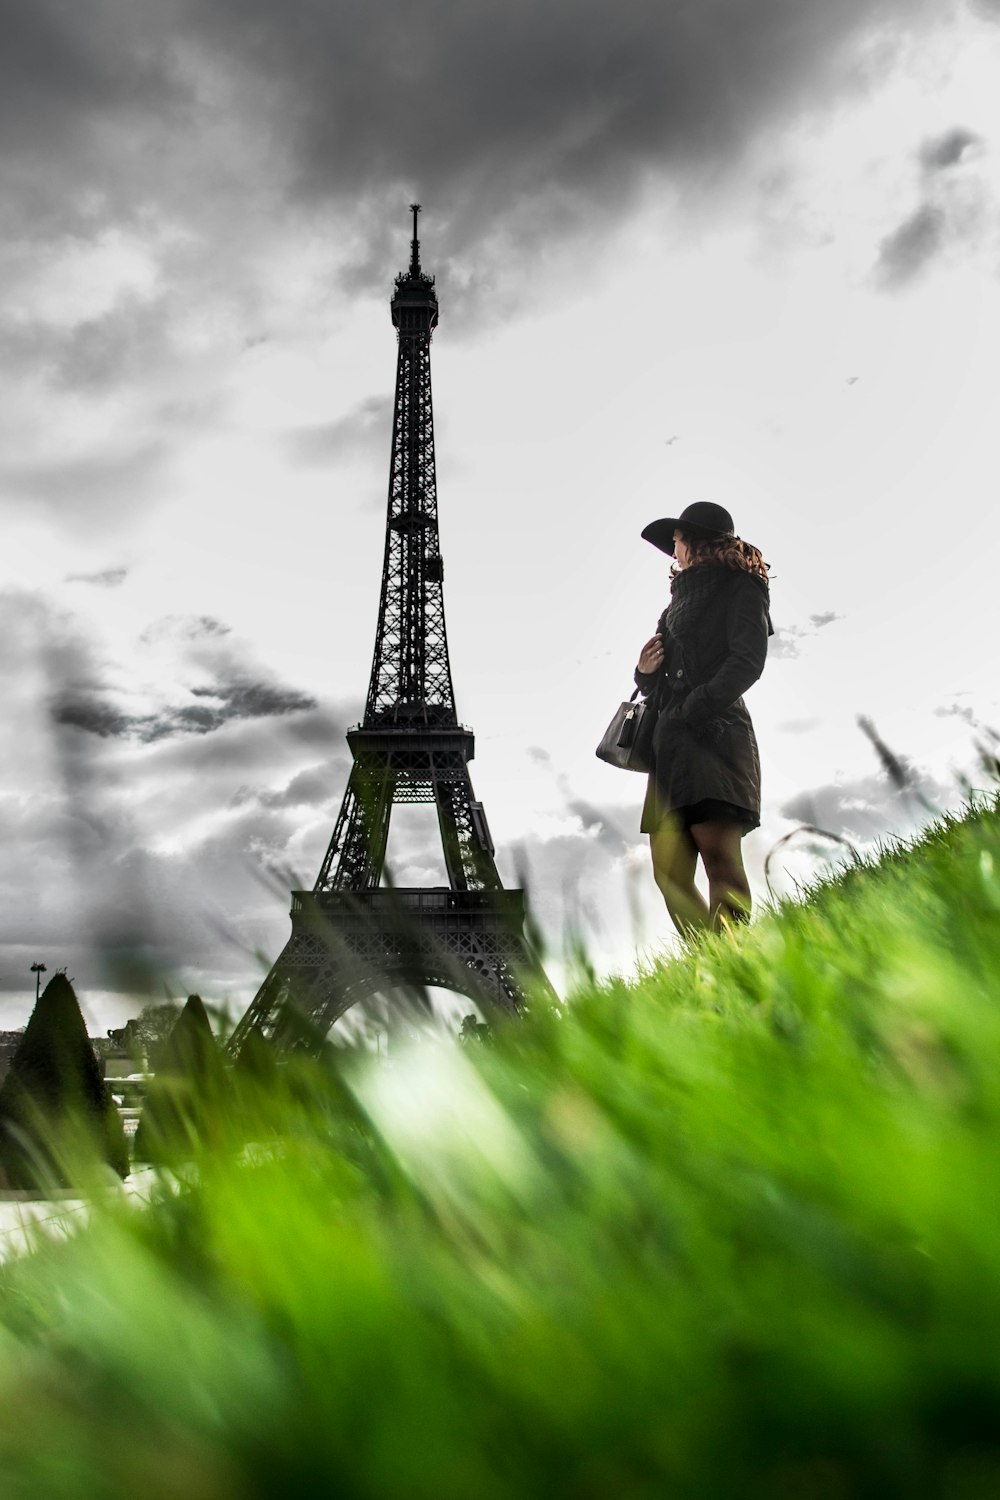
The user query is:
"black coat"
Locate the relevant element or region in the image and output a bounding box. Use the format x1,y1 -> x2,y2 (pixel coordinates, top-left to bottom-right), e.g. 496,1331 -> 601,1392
634,566 -> 772,831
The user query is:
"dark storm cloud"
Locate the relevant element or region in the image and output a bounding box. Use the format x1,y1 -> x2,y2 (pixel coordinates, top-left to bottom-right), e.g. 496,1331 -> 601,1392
0,291 -> 227,534
52,698 -> 135,740
875,203 -> 946,288
183,680 -> 318,731
0,1 -> 179,154
282,707 -> 356,752
287,395 -> 393,466
52,298 -> 173,393
38,600 -> 316,745
565,799 -> 631,856
66,567 -> 128,588
509,817 -> 653,961
779,769 -> 948,842
52,677 -> 317,744
920,127 -> 982,172
111,708 -> 351,790
0,3 -> 191,256
0,592 -> 352,1010
0,439 -> 169,516
187,0 -> 944,264
231,762 -> 343,811
80,833 -> 296,999
874,124 -> 996,292
0,0 -> 947,282
781,716 -> 951,841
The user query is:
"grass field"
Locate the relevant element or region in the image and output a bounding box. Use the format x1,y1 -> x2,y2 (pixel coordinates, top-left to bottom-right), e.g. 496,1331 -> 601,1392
1,800 -> 999,1498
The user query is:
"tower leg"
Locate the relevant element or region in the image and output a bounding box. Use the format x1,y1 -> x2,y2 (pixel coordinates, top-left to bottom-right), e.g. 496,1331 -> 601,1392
317,767 -> 395,892
434,768 -> 501,893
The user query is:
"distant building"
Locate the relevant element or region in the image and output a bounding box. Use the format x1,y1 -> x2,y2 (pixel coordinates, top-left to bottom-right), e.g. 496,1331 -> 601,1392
100,1021 -> 149,1139
0,1031 -> 24,1085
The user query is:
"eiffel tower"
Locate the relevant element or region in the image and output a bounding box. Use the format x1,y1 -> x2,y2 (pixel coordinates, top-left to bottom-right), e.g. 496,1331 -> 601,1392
228,207 -> 554,1056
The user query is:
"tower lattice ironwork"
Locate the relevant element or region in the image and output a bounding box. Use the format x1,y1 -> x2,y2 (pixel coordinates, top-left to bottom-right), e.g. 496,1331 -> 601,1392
228,208 -> 554,1055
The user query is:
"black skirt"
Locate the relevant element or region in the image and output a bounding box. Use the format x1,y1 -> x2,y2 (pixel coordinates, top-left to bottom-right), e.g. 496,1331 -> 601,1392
640,698 -> 761,835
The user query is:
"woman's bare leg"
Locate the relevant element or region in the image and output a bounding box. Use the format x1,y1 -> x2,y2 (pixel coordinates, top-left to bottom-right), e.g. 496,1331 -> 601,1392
649,817 -> 710,936
689,819 -> 751,931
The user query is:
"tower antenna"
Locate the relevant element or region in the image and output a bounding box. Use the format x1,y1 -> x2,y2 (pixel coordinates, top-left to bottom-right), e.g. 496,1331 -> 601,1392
409,202 -> 421,276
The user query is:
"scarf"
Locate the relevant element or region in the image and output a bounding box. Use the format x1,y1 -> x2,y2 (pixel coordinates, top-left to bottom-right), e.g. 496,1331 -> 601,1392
660,564 -> 735,642
660,564 -> 773,645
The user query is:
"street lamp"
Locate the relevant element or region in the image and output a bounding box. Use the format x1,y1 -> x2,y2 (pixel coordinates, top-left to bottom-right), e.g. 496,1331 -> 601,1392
30,962 -> 46,1001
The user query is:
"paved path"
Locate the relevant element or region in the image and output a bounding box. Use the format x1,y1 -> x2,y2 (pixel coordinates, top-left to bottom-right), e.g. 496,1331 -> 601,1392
0,1169 -> 157,1263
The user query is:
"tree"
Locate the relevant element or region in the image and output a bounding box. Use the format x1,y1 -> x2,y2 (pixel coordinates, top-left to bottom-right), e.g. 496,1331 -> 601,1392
0,973 -> 129,1188
133,1001 -> 185,1068
133,995 -> 229,1164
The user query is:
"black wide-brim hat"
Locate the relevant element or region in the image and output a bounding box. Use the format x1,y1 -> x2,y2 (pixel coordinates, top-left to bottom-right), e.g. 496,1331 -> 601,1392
641,501 -> 736,557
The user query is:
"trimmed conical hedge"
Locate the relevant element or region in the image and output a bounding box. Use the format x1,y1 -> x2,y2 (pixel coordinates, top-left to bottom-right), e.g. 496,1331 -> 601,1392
0,973 -> 129,1188
231,1024 -> 279,1086
133,994 -> 229,1164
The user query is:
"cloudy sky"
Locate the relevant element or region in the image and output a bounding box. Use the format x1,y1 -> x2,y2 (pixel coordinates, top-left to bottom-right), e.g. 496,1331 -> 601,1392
2,0 -> 999,1031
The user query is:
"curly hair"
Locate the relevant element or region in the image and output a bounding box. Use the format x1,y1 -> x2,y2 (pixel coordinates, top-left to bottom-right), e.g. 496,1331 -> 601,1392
671,531 -> 770,580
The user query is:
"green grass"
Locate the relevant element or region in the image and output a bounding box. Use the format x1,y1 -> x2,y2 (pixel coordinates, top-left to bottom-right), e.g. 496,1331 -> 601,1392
2,801 -> 1000,1497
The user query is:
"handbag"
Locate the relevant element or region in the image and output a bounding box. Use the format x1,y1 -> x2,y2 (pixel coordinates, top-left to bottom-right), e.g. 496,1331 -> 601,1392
596,688 -> 657,773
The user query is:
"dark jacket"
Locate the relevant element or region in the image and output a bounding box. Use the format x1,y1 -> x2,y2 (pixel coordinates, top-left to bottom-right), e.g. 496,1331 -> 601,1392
634,566 -> 772,829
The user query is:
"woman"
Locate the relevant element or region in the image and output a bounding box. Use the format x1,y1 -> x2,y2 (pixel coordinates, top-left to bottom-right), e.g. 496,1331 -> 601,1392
634,501 -> 772,936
